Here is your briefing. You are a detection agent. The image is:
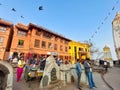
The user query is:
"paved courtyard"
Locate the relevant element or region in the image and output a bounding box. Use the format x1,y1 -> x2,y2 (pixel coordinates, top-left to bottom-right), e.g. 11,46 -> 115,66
13,67 -> 120,90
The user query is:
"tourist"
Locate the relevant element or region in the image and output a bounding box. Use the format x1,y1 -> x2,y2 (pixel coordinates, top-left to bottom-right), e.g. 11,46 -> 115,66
40,56 -> 46,70
16,58 -> 25,82
104,61 -> 108,72
76,59 -> 82,90
84,58 -> 96,90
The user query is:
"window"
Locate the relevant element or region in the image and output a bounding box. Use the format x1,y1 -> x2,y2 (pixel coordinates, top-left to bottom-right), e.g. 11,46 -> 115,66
69,46 -> 71,49
65,47 -> 68,52
48,42 -> 52,49
34,39 -> 40,48
43,32 -> 52,39
60,39 -> 63,43
0,37 -> 4,45
60,45 -> 63,51
41,41 -> 46,48
55,36 -> 58,41
65,40 -> 68,44
18,30 -> 27,36
54,44 -> 57,50
0,26 -> 6,32
79,48 -> 83,51
36,30 -> 41,36
18,40 -> 24,46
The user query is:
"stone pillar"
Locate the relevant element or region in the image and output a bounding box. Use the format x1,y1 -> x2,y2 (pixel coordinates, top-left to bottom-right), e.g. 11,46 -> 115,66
59,64 -> 71,85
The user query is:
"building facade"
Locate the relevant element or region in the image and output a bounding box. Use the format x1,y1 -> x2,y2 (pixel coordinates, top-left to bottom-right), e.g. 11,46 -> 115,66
0,19 -> 91,62
0,19 -> 13,60
10,23 -> 71,61
112,12 -> 120,60
69,41 -> 91,63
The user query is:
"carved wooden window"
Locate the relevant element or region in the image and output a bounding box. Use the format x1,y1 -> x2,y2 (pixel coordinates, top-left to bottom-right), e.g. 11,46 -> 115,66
18,39 -> 24,47
60,39 -> 63,43
65,46 -> 68,52
36,30 -> 41,36
64,40 -> 68,44
55,36 -> 58,41
54,44 -> 57,50
60,45 -> 63,51
0,26 -> 6,32
48,42 -> 52,49
17,30 -> 27,36
0,37 -> 4,45
41,41 -> 46,48
43,32 -> 52,39
34,39 -> 40,48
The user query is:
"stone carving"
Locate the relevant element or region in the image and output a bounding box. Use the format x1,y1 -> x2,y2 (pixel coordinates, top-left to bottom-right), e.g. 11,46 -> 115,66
40,56 -> 88,89
51,68 -> 57,81
40,56 -> 60,88
0,61 -> 13,90
42,75 -> 49,87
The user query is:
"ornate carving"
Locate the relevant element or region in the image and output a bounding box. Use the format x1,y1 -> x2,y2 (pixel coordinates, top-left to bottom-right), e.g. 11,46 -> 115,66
51,68 -> 57,81
42,75 -> 48,87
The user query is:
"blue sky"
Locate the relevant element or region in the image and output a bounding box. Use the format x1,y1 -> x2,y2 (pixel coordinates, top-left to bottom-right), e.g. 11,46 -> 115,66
0,0 -> 120,59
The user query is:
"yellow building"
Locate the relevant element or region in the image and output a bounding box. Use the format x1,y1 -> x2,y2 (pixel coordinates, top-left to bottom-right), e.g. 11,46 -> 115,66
69,41 -> 91,64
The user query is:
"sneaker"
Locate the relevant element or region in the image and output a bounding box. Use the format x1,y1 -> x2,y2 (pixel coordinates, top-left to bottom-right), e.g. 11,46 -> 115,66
93,86 -> 97,88
89,88 -> 94,90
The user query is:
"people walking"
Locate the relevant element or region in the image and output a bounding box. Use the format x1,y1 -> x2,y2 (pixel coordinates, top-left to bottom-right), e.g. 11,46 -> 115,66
104,61 -> 108,72
76,59 -> 82,90
84,58 -> 96,90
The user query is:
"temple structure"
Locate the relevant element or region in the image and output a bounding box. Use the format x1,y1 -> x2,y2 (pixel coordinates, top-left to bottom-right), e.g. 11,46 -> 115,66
103,45 -> 113,67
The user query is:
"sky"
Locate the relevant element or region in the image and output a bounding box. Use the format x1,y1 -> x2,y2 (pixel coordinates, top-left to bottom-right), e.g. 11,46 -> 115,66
0,0 -> 120,60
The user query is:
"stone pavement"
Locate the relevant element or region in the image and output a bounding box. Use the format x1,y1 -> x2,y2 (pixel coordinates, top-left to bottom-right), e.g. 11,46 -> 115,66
13,67 -> 120,90
52,72 -> 109,90
104,67 -> 120,90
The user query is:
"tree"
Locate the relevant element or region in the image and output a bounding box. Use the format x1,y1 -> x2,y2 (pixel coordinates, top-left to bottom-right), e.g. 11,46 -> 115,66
84,40 -> 99,59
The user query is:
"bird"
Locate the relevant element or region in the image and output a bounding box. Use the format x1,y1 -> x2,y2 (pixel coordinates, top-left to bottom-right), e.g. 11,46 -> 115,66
21,16 -> 24,18
12,8 -> 16,12
39,6 -> 43,10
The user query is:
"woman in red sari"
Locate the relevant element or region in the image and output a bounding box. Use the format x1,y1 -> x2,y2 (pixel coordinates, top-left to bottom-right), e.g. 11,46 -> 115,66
16,58 -> 25,82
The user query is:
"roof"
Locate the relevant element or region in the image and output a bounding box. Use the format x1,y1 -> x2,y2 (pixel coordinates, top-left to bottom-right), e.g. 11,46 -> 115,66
0,18 -> 13,26
15,23 -> 28,31
29,23 -> 71,41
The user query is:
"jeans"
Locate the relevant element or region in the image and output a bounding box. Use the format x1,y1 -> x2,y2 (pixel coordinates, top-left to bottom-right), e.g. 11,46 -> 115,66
86,72 -> 95,89
77,72 -> 81,88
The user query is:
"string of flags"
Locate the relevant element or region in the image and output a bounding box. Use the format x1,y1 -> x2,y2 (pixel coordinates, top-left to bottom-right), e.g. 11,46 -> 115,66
89,0 -> 119,42
0,2 -> 43,19
0,1 -> 119,41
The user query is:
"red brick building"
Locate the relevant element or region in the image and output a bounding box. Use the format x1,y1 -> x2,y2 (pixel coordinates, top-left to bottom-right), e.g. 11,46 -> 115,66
10,23 -> 71,61
0,19 -> 13,60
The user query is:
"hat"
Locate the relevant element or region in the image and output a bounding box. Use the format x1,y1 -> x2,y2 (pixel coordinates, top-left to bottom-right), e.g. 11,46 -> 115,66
47,52 -> 51,55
